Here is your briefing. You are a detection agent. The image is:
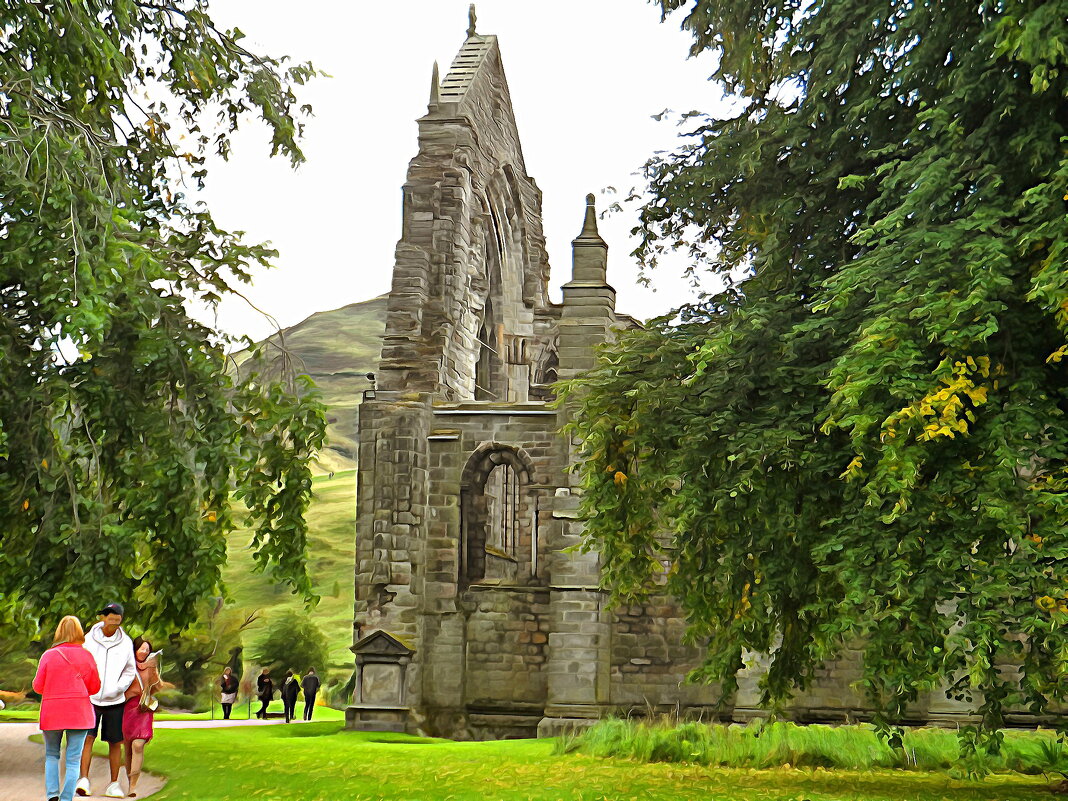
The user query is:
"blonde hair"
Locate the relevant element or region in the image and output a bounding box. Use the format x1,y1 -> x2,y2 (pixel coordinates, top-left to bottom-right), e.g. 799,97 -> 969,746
53,616 -> 85,646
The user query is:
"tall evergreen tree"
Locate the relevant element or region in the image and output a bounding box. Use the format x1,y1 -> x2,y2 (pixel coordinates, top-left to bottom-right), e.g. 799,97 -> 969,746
0,1 -> 325,631
565,0 -> 1068,742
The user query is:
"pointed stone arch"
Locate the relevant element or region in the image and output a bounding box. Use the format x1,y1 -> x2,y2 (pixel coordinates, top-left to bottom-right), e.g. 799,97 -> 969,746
375,33 -> 552,402
459,443 -> 541,588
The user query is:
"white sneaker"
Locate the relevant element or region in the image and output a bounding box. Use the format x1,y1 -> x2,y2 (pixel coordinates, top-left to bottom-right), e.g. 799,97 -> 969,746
75,777 -> 91,797
104,781 -> 125,798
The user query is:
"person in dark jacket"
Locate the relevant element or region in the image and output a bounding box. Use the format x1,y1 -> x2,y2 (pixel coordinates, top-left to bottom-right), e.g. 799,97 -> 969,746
300,668 -> 321,721
218,667 -> 239,720
279,670 -> 299,723
255,668 -> 273,719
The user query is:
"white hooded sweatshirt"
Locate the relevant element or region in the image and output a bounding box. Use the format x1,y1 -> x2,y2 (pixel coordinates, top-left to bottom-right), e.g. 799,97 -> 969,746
84,621 -> 137,706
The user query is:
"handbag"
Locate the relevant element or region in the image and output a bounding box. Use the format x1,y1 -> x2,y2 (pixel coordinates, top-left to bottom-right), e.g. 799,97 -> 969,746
134,670 -> 158,713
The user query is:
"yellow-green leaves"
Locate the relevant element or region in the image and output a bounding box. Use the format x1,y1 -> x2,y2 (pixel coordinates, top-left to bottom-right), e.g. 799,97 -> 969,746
582,0 -> 1068,749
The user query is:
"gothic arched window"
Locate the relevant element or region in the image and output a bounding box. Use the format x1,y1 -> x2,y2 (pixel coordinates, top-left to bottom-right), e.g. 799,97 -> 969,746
459,446 -> 541,588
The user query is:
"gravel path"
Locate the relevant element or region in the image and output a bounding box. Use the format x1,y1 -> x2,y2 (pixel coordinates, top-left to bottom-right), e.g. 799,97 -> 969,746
0,718 -> 289,799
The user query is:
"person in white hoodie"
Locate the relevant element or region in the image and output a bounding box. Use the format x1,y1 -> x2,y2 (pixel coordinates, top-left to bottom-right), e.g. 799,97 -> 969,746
76,602 -> 137,799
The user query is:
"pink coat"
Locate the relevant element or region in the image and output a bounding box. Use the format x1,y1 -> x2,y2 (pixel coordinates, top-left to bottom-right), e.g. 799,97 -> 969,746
32,643 -> 101,730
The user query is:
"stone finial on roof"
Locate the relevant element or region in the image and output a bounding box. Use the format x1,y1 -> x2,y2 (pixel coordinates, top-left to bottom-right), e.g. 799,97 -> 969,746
576,193 -> 605,243
467,4 -> 477,37
430,60 -> 441,105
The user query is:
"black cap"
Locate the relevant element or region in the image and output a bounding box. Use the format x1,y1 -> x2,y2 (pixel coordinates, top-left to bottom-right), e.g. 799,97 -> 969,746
99,602 -> 124,617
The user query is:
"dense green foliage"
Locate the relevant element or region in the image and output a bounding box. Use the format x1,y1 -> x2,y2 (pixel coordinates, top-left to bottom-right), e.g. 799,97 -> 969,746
251,609 -> 329,676
564,0 -> 1068,740
564,719 -> 1067,779
0,2 -> 325,630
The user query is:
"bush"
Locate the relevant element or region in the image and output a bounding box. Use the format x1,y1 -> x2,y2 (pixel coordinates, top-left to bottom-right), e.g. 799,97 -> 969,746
156,690 -> 199,712
250,610 -> 329,676
0,623 -> 42,693
557,717 -> 1064,776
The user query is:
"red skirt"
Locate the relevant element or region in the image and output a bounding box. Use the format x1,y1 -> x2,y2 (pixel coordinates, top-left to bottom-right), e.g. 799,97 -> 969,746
122,697 -> 154,742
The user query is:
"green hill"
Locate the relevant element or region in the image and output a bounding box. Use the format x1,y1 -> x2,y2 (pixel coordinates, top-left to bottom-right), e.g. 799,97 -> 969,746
234,294 -> 388,473
225,296 -> 387,670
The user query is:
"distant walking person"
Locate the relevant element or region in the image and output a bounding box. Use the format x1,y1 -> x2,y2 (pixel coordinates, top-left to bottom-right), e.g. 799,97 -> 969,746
122,637 -> 165,798
300,668 -> 320,721
218,667 -> 239,720
78,602 -> 137,799
255,668 -> 273,719
280,670 -> 299,723
33,616 -> 101,801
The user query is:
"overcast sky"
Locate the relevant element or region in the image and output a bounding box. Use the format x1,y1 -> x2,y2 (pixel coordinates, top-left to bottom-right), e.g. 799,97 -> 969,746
201,0 -> 730,340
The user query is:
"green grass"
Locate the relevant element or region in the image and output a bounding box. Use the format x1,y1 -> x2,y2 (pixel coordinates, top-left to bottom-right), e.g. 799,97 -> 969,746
131,723 -> 1050,800
155,701 -> 345,722
224,470 -> 358,668
564,718 -> 1066,777
0,700 -> 345,723
0,706 -> 38,720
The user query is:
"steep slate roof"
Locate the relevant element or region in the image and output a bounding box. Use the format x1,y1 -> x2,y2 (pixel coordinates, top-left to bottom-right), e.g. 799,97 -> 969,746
438,35 -> 497,104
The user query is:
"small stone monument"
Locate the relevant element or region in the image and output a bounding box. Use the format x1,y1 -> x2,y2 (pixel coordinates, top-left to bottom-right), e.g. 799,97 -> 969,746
345,630 -> 415,733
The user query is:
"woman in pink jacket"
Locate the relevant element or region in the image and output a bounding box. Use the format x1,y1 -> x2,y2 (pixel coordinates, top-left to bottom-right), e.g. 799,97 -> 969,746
33,616 -> 102,801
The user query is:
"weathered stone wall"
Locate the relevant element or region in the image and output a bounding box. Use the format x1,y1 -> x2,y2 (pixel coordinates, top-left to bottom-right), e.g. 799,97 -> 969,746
353,393 -> 433,643
609,602 -> 726,715
376,34 -> 551,406
461,587 -> 550,707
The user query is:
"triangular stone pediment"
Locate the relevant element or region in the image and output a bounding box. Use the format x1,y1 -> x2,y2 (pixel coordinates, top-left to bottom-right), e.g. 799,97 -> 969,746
351,629 -> 415,657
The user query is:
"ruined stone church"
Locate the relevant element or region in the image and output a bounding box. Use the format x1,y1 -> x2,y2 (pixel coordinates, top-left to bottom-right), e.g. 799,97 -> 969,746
346,13 -> 981,739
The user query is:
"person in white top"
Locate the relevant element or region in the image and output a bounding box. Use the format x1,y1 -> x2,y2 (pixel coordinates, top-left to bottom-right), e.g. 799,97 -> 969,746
76,602 -> 137,799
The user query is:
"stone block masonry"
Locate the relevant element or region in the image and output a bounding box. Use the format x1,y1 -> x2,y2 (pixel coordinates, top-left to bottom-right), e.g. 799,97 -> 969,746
349,9 -> 1003,739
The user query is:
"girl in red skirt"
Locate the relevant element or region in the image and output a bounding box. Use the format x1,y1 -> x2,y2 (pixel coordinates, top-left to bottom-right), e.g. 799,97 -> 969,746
121,637 -> 165,797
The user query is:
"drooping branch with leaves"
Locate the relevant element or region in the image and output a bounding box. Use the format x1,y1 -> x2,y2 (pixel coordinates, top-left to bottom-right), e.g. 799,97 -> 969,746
564,0 -> 1068,745
0,1 -> 325,632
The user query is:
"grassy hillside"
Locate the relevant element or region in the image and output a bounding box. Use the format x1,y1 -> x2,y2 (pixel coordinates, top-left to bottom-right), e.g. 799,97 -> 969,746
233,294 -> 388,473
224,469 -> 358,668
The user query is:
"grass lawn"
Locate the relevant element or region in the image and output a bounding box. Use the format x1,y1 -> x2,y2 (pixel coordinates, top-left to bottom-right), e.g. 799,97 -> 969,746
138,723 -> 1052,801
0,707 -> 38,721
156,702 -> 345,722
0,701 -> 345,723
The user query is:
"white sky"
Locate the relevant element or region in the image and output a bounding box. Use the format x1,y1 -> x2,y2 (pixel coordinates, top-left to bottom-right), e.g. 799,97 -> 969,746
201,0 -> 730,340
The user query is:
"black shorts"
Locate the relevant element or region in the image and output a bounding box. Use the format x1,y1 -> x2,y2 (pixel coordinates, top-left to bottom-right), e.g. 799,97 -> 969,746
91,702 -> 125,744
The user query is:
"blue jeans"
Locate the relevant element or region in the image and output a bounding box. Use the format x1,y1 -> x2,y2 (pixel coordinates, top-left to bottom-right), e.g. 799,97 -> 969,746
43,729 -> 89,801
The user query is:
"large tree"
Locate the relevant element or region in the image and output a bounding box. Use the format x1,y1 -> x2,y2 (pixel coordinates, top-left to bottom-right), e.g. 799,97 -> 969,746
565,0 -> 1068,742
0,1 -> 325,632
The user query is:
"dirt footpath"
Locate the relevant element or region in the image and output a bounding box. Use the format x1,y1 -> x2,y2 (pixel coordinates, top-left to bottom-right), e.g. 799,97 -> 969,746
0,722 -> 164,800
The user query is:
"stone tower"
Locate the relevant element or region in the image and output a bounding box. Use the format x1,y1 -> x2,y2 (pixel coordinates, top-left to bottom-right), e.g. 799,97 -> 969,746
347,12 -> 729,739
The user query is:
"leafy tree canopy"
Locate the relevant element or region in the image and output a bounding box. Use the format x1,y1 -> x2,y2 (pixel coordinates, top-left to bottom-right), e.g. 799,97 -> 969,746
564,0 -> 1068,743
0,1 -> 326,632
250,609 -> 328,677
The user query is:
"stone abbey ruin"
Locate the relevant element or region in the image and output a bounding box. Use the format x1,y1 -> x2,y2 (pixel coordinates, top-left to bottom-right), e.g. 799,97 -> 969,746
346,11 -> 1006,739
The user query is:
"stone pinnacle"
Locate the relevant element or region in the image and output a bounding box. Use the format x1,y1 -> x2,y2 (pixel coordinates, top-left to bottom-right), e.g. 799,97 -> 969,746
579,193 -> 601,239
430,61 -> 440,105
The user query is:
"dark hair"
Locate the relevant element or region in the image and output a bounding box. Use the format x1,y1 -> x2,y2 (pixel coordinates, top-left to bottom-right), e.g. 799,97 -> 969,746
132,636 -> 152,653
285,669 -> 293,678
